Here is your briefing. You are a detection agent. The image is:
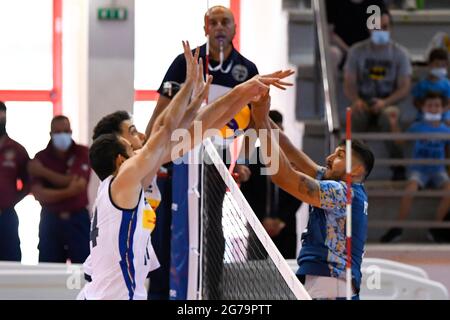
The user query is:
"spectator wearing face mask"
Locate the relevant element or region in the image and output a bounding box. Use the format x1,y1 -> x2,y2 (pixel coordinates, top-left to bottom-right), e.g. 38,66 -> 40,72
380,92 -> 450,243
28,115 -> 91,263
326,0 -> 388,71
344,12 -> 412,180
412,49 -> 450,125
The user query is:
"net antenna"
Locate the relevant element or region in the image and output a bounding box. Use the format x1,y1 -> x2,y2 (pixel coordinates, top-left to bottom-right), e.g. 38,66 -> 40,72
199,138 -> 311,300
345,107 -> 353,300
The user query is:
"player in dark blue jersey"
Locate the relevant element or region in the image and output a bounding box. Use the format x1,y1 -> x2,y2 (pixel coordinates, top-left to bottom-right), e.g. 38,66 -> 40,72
252,93 -> 374,300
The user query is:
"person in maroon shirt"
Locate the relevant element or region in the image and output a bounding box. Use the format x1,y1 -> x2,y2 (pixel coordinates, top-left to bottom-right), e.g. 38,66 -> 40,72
28,115 -> 91,263
0,101 -> 31,261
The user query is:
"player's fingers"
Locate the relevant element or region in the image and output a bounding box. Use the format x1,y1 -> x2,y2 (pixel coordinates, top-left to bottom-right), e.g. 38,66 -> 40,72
272,82 -> 287,90
186,40 -> 191,54
275,80 -> 293,87
278,69 -> 295,78
194,46 -> 200,62
258,77 -> 280,86
201,75 -> 213,99
198,57 -> 204,81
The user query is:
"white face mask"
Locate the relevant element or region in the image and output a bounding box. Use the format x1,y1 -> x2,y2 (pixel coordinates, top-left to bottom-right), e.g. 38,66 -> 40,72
423,112 -> 442,122
371,30 -> 390,45
430,68 -> 448,80
52,132 -> 72,151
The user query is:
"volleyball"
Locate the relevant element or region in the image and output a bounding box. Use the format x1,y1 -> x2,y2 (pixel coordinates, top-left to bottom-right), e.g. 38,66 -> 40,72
219,104 -> 251,138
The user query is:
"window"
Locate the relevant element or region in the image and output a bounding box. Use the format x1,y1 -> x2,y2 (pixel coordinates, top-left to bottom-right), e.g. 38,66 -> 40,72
0,0 -> 63,265
134,0 -> 236,120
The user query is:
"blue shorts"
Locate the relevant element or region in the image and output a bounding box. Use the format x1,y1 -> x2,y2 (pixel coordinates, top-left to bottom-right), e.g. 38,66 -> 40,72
409,170 -> 450,189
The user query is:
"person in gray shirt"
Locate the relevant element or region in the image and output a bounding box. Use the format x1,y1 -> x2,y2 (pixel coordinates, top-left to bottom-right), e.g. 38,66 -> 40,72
344,12 -> 412,180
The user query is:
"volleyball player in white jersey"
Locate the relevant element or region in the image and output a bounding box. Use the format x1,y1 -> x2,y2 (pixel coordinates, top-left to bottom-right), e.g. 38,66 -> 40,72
79,42 -> 209,300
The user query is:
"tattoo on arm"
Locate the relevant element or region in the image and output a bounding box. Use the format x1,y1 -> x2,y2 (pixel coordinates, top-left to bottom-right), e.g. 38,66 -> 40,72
298,175 -> 318,198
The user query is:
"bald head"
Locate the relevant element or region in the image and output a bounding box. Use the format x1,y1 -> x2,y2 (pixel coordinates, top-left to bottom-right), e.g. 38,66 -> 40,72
204,6 -> 235,25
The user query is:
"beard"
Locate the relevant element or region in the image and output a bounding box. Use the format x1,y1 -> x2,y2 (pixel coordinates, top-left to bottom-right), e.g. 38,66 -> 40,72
324,168 -> 345,181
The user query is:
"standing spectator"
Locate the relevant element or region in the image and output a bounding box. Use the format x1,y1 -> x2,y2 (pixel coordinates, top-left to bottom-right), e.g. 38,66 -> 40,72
412,49 -> 450,122
380,92 -> 450,243
241,110 -> 302,259
0,101 -> 31,262
28,115 -> 91,263
344,12 -> 412,180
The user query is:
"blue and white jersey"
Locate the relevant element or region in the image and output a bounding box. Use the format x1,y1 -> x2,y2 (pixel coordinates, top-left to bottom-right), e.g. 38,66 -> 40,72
297,167 -> 368,293
79,176 -> 159,300
408,121 -> 450,174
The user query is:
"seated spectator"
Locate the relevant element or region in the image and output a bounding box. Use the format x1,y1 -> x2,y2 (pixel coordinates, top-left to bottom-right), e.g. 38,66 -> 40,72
0,101 -> 30,262
28,115 -> 91,263
344,12 -> 412,180
241,110 -> 302,259
412,49 -> 450,119
380,92 -> 450,243
326,0 -> 388,70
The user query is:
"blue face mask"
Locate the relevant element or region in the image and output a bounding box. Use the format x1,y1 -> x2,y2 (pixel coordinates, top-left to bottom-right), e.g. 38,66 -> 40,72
52,133 -> 72,151
430,68 -> 448,80
371,30 -> 390,45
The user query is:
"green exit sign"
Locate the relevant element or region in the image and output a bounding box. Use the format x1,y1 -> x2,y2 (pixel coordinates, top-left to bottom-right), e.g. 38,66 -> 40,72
97,7 -> 128,21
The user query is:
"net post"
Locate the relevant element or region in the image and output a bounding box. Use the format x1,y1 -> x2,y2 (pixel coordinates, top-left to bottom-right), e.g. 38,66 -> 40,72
345,107 -> 353,300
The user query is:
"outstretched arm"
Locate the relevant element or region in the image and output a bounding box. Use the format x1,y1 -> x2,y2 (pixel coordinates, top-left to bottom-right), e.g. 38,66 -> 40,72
112,41 -> 201,208
163,70 -> 295,163
149,42 -> 199,137
252,93 -> 321,207
268,119 -> 319,178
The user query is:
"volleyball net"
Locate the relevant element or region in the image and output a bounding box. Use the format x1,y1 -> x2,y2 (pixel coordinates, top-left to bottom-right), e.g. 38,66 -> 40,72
198,138 -> 310,300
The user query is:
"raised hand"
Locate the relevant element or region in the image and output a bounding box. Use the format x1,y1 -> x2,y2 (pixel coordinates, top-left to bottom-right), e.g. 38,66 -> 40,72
189,73 -> 213,111
242,73 -> 293,102
182,41 -> 200,85
260,69 -> 295,90
192,57 -> 207,98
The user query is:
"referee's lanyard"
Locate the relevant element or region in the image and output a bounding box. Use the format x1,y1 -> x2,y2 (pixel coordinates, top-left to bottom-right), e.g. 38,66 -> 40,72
208,44 -> 233,74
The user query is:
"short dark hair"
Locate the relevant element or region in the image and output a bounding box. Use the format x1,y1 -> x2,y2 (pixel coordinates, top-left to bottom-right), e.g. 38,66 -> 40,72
0,101 -> 6,113
339,139 -> 375,180
93,111 -> 131,141
428,48 -> 448,64
89,133 -> 127,181
51,115 -> 69,129
269,110 -> 283,124
423,91 -> 447,107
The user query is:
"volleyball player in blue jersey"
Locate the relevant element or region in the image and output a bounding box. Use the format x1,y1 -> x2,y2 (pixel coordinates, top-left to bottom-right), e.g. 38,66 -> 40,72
252,93 -> 374,300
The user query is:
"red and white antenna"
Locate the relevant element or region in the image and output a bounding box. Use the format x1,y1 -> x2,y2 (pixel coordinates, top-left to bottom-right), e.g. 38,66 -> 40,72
345,107 -> 353,300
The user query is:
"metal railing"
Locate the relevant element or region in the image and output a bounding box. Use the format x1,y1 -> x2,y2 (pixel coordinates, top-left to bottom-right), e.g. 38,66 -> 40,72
348,132 -> 450,141
375,158 -> 450,166
312,0 -> 340,151
369,220 -> 450,229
